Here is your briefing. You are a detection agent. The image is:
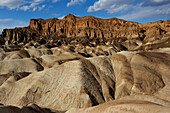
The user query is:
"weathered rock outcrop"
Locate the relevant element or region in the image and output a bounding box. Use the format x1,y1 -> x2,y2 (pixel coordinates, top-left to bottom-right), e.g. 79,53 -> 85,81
0,14 -> 169,52
27,14 -> 170,40
66,95 -> 170,113
0,47 -> 170,112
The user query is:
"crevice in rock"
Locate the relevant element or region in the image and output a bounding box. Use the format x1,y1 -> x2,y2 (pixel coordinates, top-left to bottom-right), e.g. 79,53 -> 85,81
32,59 -> 44,71
109,86 -> 115,100
87,91 -> 99,106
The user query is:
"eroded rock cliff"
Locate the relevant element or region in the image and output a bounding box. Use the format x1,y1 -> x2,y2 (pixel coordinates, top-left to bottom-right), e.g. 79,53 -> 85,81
1,14 -> 170,52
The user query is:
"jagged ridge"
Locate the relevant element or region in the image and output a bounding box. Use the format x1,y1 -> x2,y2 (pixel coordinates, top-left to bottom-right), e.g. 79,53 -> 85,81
1,14 -> 170,51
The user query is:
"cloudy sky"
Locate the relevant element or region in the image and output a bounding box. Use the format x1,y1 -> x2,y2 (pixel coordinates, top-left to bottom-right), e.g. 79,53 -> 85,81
0,0 -> 170,33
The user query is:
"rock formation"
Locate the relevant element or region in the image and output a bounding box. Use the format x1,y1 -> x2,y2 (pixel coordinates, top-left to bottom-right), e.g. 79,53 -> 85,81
0,46 -> 170,112
0,14 -> 169,53
66,96 -> 170,113
0,14 -> 170,113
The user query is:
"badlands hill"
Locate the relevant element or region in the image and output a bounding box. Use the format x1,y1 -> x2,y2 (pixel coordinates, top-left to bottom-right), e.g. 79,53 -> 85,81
0,14 -> 170,113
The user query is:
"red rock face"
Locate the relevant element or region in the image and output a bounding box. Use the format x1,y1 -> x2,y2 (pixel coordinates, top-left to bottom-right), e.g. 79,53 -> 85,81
27,14 -> 169,39
0,14 -> 170,51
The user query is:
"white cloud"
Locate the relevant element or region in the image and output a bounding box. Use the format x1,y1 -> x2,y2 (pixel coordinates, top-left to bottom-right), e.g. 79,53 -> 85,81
58,14 -> 80,19
0,0 -> 24,10
119,4 -> 170,20
88,0 -> 133,12
142,0 -> 170,6
0,19 -> 13,22
0,0 -> 58,11
19,5 -> 30,11
38,5 -> 46,11
18,0 -> 45,11
88,0 -> 170,20
33,7 -> 37,11
52,0 -> 59,3
58,15 -> 65,19
153,0 -> 168,3
67,0 -> 86,7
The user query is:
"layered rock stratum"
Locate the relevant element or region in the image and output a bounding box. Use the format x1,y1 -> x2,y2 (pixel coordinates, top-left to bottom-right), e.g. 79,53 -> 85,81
0,14 -> 170,52
0,14 -> 170,113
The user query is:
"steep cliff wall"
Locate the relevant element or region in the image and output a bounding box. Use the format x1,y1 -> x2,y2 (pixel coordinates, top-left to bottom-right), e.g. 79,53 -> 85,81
27,14 -> 170,39
0,14 -> 170,50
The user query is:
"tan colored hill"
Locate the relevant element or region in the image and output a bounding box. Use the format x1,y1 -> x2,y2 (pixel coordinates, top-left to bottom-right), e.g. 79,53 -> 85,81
0,46 -> 170,113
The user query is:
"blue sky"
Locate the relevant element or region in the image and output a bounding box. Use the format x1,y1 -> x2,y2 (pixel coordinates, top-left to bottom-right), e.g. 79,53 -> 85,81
0,0 -> 170,33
